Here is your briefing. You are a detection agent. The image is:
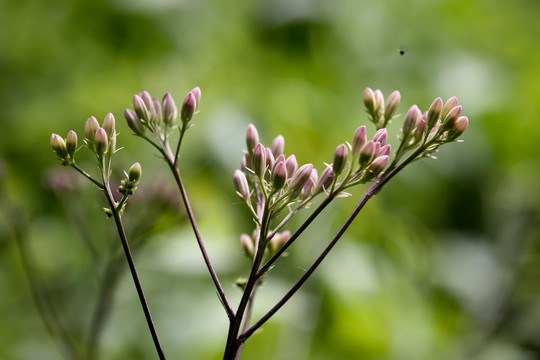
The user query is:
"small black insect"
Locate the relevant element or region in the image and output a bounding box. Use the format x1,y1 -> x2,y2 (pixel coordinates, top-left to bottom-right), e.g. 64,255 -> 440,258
399,49 -> 406,56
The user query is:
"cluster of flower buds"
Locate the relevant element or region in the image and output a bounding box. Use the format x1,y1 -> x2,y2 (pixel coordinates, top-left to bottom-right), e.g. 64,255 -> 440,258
124,87 -> 201,139
83,113 -> 117,163
50,130 -> 78,165
119,162 -> 142,196
363,88 -> 401,129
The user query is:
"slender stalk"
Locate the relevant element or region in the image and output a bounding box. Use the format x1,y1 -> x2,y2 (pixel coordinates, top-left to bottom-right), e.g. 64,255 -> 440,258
71,163 -> 104,189
102,180 -> 166,360
166,160 -> 234,320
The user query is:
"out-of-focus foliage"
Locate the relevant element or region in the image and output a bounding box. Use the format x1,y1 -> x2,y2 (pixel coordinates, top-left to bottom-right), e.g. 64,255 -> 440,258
1,0 -> 539,359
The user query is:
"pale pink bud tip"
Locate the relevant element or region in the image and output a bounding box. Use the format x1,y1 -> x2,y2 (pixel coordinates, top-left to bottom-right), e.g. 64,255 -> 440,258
384,90 -> 401,119
246,124 -> 259,152
133,94 -> 150,121
359,140 -> 376,166
290,163 -> 313,194
373,128 -> 388,145
442,96 -> 459,120
352,126 -> 367,158
191,87 -> 201,108
103,113 -> 116,138
363,88 -> 375,112
447,116 -> 469,140
65,131 -> 78,158
271,135 -> 285,157
332,144 -> 348,175
181,92 -> 197,123
94,128 -> 108,156
285,155 -> 298,177
233,170 -> 250,199
427,97 -> 443,129
84,116 -> 100,142
125,109 -> 145,135
368,155 -> 389,176
403,105 -> 421,137
50,133 -> 67,158
252,143 -> 266,177
162,93 -> 178,125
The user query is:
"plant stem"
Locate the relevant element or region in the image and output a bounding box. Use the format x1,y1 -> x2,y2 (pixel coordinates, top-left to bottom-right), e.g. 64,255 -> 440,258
166,160 -> 235,320
102,180 -> 166,360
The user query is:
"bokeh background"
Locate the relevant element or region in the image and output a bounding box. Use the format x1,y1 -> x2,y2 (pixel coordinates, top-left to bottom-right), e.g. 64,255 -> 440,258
1,0 -> 539,359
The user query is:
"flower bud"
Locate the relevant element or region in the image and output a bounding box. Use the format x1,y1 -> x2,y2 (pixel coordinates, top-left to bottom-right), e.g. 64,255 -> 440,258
265,147 -> 275,173
50,133 -> 68,159
373,128 -> 388,145
128,162 -> 142,182
384,90 -> 400,120
285,155 -> 298,177
403,105 -> 421,138
191,87 -> 201,109
133,94 -> 150,121
365,155 -> 389,179
240,233 -> 254,258
246,124 -> 259,152
317,166 -> 334,192
233,169 -> 250,199
427,97 -> 443,129
84,116 -> 100,142
300,169 -> 318,200
441,96 -> 459,120
152,97 -> 162,122
290,163 -> 313,195
103,113 -> 115,138
252,143 -> 266,177
363,88 -> 376,113
378,144 -> 391,157
447,116 -> 469,140
272,161 -> 287,190
124,109 -> 145,135
359,140 -> 376,167
94,128 -> 108,156
413,118 -> 427,143
65,130 -> 77,158
332,144 -> 348,175
271,135 -> 285,158
274,154 -> 285,167
141,91 -> 155,117
373,89 -> 384,115
443,105 -> 462,129
352,126 -> 367,158
162,93 -> 178,125
269,230 -> 291,254
181,91 -> 197,123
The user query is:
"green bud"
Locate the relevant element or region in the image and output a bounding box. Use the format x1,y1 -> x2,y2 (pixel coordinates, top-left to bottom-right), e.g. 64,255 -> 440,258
402,105 -> 420,138
84,116 -> 100,143
332,144 -> 348,175
128,162 -> 142,182
103,113 -> 115,139
180,91 -> 197,123
65,130 -> 77,159
50,133 -> 68,160
363,88 -> 376,113
94,128 -> 108,156
447,116 -> 469,140
442,105 -> 462,130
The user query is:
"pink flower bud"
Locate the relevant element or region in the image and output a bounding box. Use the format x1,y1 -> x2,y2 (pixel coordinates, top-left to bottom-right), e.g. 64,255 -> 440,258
366,155 -> 389,178
285,155 -> 298,177
271,135 -> 285,158
403,105 -> 421,137
161,93 -> 178,125
352,126 -> 367,158
50,133 -> 68,159
363,88 -> 376,113
359,140 -> 376,167
378,144 -> 391,157
384,90 -> 400,120
317,166 -> 334,192
447,116 -> 469,140
124,109 -> 145,135
300,168 -> 318,200
240,233 -> 254,258
252,143 -> 266,177
94,128 -> 108,156
65,130 -> 77,158
441,96 -> 459,120
272,161 -> 287,190
84,116 -> 100,142
290,163 -> 313,195
246,124 -> 259,152
427,97 -> 443,129
180,91 -> 197,123
191,87 -> 201,108
152,97 -> 162,122
265,147 -> 275,172
443,105 -> 462,128
133,94 -> 150,121
373,89 -> 384,114
233,169 -> 250,199
274,154 -> 285,167
373,128 -> 388,145
103,113 -> 115,138
332,144 -> 348,175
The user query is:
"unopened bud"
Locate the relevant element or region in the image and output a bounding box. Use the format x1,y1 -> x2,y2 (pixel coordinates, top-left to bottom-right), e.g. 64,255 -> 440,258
441,96 -> 459,120
103,113 -> 115,138
252,143 -> 266,177
378,144 -> 391,157
181,92 -> 197,123
447,116 -> 469,140
285,155 -> 298,177
65,131 -> 77,158
162,93 -> 178,125
290,163 -> 313,195
373,89 -> 384,115
384,90 -> 400,121
152,97 -> 162,122
265,147 -> 275,172
240,234 -> 254,258
50,133 -> 68,159
363,88 -> 376,113
403,105 -> 421,137
128,162 -> 142,182
125,109 -> 145,135
141,91 -> 155,117
133,94 -> 150,121
269,231 -> 291,254
373,128 -> 388,145
365,155 -> 389,179
300,169 -> 318,200
427,97 -> 443,129
352,126 -> 367,158
359,140 -> 376,167
191,87 -> 201,109
317,166 -> 334,192
233,169 -> 250,200
271,135 -> 285,158
442,105 -> 462,129
272,161 -> 287,190
84,116 -> 100,142
94,128 -> 108,156
332,144 -> 348,175
246,124 -> 259,152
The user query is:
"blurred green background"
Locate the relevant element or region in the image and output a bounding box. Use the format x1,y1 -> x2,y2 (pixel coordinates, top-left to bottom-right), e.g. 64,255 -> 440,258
1,0 -> 539,359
